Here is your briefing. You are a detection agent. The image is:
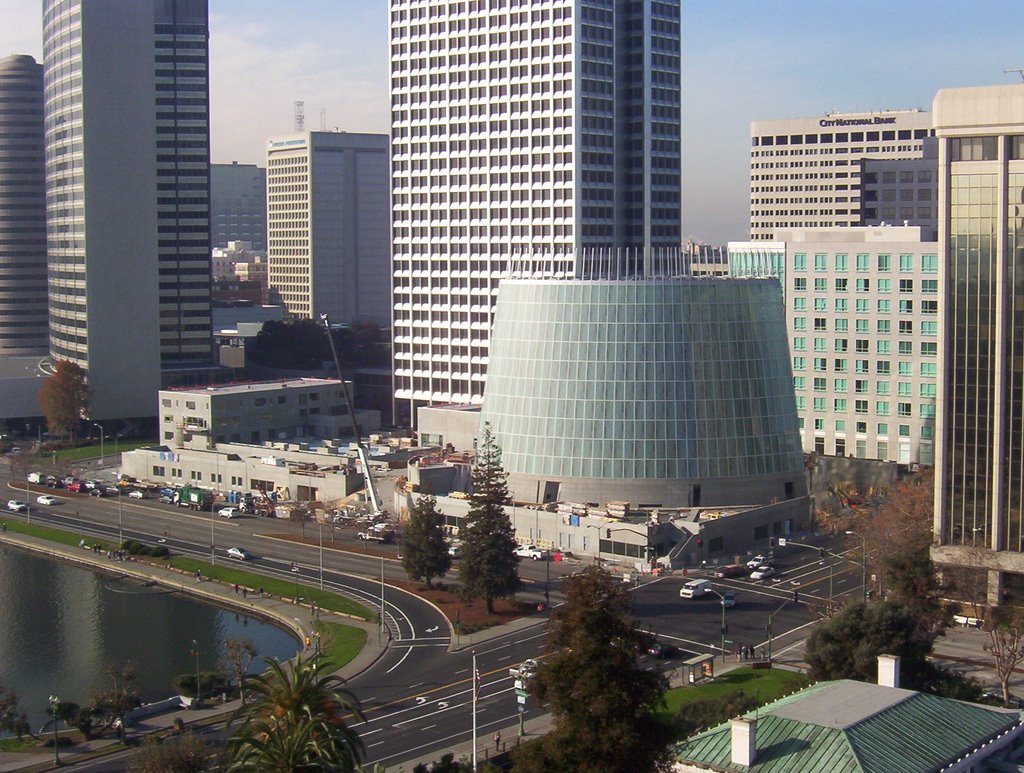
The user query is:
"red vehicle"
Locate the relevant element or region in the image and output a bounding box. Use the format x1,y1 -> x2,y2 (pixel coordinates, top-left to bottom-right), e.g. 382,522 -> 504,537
65,482 -> 83,493
713,564 -> 747,579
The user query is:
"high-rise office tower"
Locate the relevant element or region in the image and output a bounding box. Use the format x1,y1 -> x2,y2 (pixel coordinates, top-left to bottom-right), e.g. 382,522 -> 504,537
390,0 -> 682,424
932,83 -> 1024,605
43,0 -> 211,420
0,54 -> 48,355
211,162 -> 267,251
750,110 -> 935,241
266,131 -> 391,325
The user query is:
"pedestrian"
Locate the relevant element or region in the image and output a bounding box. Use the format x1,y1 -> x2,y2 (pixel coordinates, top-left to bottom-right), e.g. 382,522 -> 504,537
493,732 -> 501,751
242,587 -> 247,599
234,583 -> 239,595
1,522 -> 6,533
195,568 -> 202,582
258,586 -> 264,598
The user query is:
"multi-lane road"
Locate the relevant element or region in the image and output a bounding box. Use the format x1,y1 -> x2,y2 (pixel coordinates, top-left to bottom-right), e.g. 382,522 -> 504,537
0,459 -> 853,769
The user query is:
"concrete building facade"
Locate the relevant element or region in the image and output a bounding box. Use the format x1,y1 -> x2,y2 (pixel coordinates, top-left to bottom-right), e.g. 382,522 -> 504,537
779,227 -> 940,465
43,0 -> 213,419
266,131 -> 390,325
210,162 -> 266,251
0,55 -> 48,355
390,0 -> 682,423
750,109 -> 935,240
931,83 -> 1024,604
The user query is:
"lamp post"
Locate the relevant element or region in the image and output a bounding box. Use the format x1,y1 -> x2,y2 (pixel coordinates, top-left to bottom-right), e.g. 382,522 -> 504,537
766,600 -> 789,661
117,486 -> 123,546
92,423 -> 104,467
845,530 -> 868,602
706,588 -> 728,663
318,522 -> 324,591
191,640 -> 200,707
48,694 -> 60,765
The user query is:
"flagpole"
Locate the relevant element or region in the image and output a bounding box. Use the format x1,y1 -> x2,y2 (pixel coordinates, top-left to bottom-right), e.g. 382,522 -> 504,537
472,651 -> 478,769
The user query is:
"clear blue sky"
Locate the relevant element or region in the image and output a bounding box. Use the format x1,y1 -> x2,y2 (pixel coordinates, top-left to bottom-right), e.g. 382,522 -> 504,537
2,0 -> 1022,243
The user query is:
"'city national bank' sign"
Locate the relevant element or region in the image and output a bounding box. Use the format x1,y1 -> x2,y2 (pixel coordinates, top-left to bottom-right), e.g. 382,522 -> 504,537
819,116 -> 898,127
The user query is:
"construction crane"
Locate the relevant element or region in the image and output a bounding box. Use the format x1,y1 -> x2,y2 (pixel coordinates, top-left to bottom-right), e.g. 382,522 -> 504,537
320,314 -> 384,516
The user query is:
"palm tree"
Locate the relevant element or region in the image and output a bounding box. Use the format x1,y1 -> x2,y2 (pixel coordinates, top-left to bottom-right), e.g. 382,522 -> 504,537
225,652 -> 365,772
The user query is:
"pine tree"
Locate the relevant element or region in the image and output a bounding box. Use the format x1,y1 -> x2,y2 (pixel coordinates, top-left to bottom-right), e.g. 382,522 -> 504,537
458,423 -> 520,613
402,495 -> 452,588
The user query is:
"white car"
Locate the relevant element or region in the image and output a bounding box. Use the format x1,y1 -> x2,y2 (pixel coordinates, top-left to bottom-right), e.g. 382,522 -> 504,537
128,490 -> 145,499
226,546 -> 251,560
218,507 -> 239,518
514,545 -> 547,560
6,500 -> 27,512
750,565 -> 776,581
448,543 -> 463,558
746,554 -> 769,569
510,658 -> 538,679
36,495 -> 59,506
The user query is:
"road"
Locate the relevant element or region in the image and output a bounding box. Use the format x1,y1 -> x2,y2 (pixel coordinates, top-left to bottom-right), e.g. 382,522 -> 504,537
0,459 -> 829,770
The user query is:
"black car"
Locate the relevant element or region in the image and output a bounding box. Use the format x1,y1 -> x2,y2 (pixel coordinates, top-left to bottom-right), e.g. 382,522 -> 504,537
648,641 -> 679,659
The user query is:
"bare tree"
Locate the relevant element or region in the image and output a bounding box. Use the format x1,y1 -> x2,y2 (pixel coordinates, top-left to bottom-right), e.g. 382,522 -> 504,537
985,607 -> 1024,705
221,638 -> 258,704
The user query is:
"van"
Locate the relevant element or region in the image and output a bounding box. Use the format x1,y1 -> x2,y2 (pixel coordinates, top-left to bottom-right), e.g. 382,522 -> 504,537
679,579 -> 711,599
27,472 -> 42,484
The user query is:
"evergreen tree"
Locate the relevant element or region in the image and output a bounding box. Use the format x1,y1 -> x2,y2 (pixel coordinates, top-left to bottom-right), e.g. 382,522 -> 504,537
39,360 -> 88,440
513,567 -> 670,773
402,495 -> 452,588
458,424 -> 520,613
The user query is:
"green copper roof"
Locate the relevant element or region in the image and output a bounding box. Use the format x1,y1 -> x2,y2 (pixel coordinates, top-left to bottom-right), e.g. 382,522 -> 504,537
672,680 -> 1021,772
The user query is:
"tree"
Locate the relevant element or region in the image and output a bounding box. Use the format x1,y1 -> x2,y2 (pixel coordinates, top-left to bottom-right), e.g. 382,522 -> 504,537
39,359 -> 88,440
129,732 -> 208,773
226,652 -> 365,772
0,683 -> 31,740
805,600 -> 936,689
513,567 -> 670,773
289,504 -> 313,539
458,424 -> 520,613
89,661 -> 139,739
882,535 -> 954,642
401,495 -> 451,588
222,638 -> 258,703
985,607 -> 1024,705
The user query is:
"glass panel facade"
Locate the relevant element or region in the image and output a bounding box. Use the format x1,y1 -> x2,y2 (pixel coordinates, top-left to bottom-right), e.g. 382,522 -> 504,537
1006,173 -> 1024,551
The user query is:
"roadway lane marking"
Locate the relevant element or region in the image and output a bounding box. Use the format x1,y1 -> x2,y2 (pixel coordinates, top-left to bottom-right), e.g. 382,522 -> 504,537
386,647 -> 413,675
421,724 -> 437,731
366,711 -> 524,766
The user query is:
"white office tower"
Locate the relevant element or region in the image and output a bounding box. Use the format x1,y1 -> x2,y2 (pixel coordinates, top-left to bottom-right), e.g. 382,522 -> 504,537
750,110 -> 935,241
43,0 -> 212,420
0,55 -> 48,355
390,0 -> 682,424
266,131 -> 391,325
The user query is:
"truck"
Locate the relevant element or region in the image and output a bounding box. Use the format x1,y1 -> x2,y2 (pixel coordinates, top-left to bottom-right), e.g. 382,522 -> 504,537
175,485 -> 213,510
357,530 -> 395,544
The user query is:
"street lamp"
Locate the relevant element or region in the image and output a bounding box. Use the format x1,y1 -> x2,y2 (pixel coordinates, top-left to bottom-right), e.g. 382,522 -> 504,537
705,588 -> 729,663
48,694 -> 60,765
191,640 -> 200,707
92,423 -> 104,466
117,486 -> 123,547
845,530 -> 868,603
318,522 -> 324,591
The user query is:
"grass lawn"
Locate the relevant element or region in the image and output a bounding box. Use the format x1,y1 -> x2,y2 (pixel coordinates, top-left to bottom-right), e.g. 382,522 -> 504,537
660,666 -> 812,720
167,556 -> 374,621
315,621 -> 367,669
2,518 -> 117,553
0,737 -> 38,753
31,438 -> 159,464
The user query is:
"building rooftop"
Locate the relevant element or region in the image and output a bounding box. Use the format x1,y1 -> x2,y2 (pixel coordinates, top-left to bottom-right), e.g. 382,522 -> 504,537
162,378 -> 342,396
674,680 -> 1021,773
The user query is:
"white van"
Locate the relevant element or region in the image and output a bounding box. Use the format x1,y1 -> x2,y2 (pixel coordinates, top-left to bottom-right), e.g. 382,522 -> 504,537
27,472 -> 42,484
679,579 -> 711,599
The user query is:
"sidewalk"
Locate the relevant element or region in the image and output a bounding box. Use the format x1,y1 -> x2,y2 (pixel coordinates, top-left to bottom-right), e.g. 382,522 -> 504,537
0,529 -> 384,773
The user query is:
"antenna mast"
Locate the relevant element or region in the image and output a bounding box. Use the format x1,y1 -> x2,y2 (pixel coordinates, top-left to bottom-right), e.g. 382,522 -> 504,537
294,100 -> 305,132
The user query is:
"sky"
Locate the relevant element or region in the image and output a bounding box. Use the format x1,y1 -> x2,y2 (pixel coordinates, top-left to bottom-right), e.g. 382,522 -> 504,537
2,1 -> 1023,244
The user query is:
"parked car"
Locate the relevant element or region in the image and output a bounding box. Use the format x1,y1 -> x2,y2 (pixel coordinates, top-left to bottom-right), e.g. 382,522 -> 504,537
750,565 -> 776,581
159,494 -> 175,504
89,488 -> 106,498
65,482 -> 83,493
36,495 -> 58,506
226,546 -> 251,561
514,545 -> 547,560
713,564 -> 748,579
127,490 -> 145,499
6,500 -> 27,512
648,641 -> 679,659
218,507 -> 239,518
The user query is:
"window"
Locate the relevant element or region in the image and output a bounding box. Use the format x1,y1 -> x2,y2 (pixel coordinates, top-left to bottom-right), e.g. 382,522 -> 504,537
877,423 -> 889,435
922,279 -> 938,294
876,381 -> 890,395
793,297 -> 807,311
921,321 -> 937,336
794,253 -> 807,271
813,377 -> 826,391
814,298 -> 827,311
877,319 -> 891,334
878,279 -> 891,293
835,339 -> 848,352
921,425 -> 934,439
920,363 -> 937,377
856,254 -> 870,271
897,402 -> 912,417
878,440 -> 889,458
834,378 -> 848,392
922,254 -> 938,273
897,382 -> 912,397
793,337 -> 806,351
835,438 -> 847,456
877,361 -> 891,375
855,338 -> 869,352
796,396 -> 806,409
898,361 -> 912,376
814,318 -> 827,331
920,383 -> 936,398
856,439 -> 867,458
856,320 -> 869,334
876,401 -> 890,415
855,379 -> 868,393
856,421 -> 867,433
921,342 -> 938,356
855,400 -> 868,414
835,278 -> 848,292
835,298 -> 848,312
856,359 -> 870,374
814,417 -> 826,430
856,278 -> 870,292
856,299 -> 869,313
793,356 -> 806,370
898,320 -> 914,334
899,300 -> 914,314
877,340 -> 891,354
899,279 -> 914,293
834,358 -> 847,372
814,253 -> 827,271
814,357 -> 827,371
921,404 -> 936,419
836,419 -> 847,431
152,466 -> 166,477
814,277 -> 827,292
834,398 -> 847,411
793,376 -> 806,390
835,254 -> 848,271
877,254 -> 890,272
899,341 -> 913,355
813,397 -> 826,411
899,254 -> 914,272
877,299 -> 891,314
814,337 -> 827,351
793,277 -> 807,291
899,424 -> 911,438
922,300 -> 938,315
834,318 -> 849,332
793,317 -> 807,331
950,136 -> 997,161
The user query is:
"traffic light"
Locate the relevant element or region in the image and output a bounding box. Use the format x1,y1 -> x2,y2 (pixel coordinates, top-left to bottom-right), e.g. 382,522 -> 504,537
819,548 -> 825,559
792,589 -> 800,603
606,529 -> 611,539
768,537 -> 775,547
